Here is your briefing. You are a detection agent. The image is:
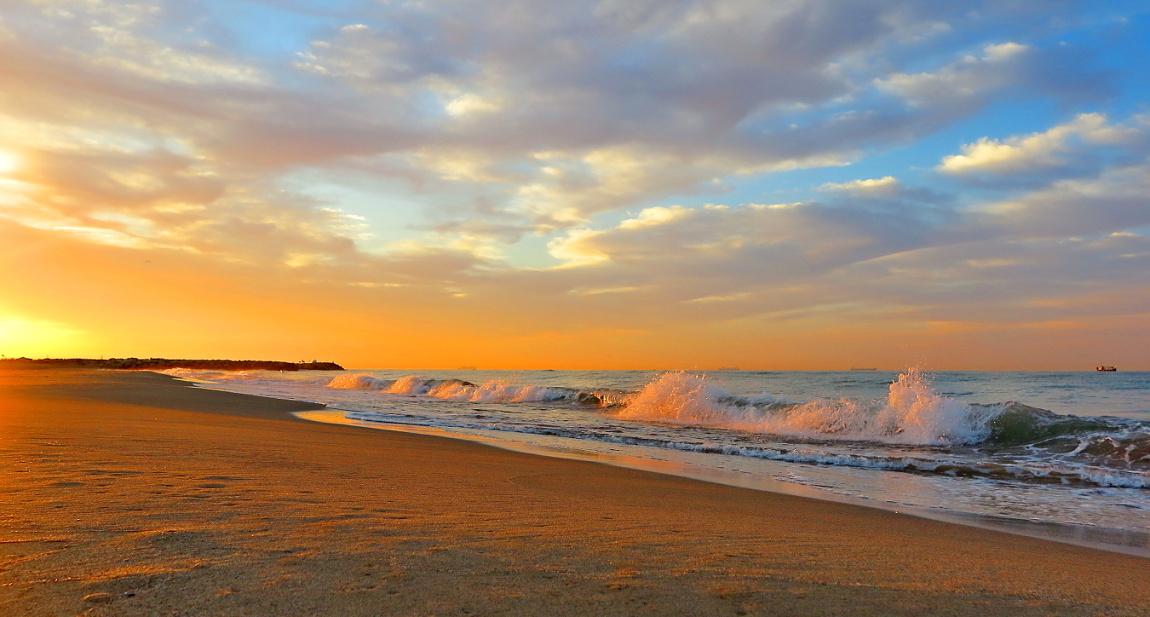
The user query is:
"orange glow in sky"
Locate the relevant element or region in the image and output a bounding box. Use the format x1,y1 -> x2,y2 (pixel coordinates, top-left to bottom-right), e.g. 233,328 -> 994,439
1,2 -> 1148,370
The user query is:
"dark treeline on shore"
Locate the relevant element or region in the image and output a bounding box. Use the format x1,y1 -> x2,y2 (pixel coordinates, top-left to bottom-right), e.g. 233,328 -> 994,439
0,358 -> 345,371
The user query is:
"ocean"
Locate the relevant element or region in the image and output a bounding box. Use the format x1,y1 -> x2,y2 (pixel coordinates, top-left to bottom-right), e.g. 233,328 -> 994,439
165,368 -> 1150,556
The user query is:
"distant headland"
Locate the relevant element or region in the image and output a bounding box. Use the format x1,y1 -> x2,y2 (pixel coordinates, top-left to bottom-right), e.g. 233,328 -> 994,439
0,357 -> 345,371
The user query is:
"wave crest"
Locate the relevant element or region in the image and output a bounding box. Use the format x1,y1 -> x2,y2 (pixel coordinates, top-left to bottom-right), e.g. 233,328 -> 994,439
616,370 -> 999,445
327,373 -> 387,390
328,373 -> 576,404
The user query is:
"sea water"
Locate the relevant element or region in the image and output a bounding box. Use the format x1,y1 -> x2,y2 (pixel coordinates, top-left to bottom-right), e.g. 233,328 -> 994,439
164,368 -> 1150,556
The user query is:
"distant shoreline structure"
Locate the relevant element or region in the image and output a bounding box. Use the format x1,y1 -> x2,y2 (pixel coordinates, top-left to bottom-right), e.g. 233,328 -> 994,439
849,367 -> 878,371
0,357 -> 345,371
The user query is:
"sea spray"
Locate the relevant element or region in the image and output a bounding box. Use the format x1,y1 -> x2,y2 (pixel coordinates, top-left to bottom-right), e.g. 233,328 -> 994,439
616,369 -> 1002,445
387,375 -> 433,394
614,371 -> 739,424
330,373 -> 578,404
161,368 -> 260,382
427,379 -> 562,403
877,369 -> 1000,444
328,373 -> 386,390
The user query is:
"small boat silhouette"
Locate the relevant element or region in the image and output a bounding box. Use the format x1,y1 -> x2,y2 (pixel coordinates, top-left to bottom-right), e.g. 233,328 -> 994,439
1096,366 -> 1117,372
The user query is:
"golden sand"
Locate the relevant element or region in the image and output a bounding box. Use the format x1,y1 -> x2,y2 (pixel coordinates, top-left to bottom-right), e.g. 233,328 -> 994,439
1,368 -> 1147,616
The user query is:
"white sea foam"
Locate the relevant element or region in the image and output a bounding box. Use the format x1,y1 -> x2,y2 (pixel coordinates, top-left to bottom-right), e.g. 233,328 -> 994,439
159,368 -> 265,382
427,380 -> 563,403
331,373 -> 569,403
327,373 -> 386,390
385,375 -> 428,394
159,368 -> 214,379
615,369 -> 1001,445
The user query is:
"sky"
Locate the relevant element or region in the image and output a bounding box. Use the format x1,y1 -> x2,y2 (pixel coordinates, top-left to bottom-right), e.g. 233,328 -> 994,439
1,0 -> 1149,370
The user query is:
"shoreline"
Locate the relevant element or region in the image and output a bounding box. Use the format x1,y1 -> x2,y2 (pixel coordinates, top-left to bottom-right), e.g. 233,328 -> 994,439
3,367 -> 1149,616
174,368 -> 1150,558
294,408 -> 1150,559
178,368 -> 1150,558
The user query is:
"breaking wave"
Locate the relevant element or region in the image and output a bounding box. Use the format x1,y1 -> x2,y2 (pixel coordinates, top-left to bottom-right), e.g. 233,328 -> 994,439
610,370 -> 1150,479
615,369 -> 999,445
328,373 -> 387,390
326,373 -> 625,405
327,370 -> 1149,463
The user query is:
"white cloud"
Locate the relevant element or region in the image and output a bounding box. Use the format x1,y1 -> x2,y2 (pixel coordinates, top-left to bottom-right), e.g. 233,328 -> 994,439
546,228 -> 611,267
567,285 -> 641,296
820,176 -> 900,197
445,93 -> 503,117
618,205 -> 692,230
965,161 -> 1150,238
877,42 -> 1031,107
982,41 -> 1028,62
939,113 -> 1144,175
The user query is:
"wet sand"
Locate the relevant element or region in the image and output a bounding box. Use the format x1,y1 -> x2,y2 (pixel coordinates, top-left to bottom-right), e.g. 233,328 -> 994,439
2,368 -> 1147,616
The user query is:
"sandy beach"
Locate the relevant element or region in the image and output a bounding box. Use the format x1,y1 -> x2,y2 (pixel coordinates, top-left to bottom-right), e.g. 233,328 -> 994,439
2,368 -> 1148,617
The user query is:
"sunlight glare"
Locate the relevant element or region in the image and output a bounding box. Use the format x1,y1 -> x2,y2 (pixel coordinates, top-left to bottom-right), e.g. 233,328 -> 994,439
0,313 -> 84,358
0,150 -> 19,174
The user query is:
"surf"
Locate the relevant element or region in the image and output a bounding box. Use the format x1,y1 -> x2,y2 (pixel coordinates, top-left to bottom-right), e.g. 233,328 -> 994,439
614,369 -> 1000,445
